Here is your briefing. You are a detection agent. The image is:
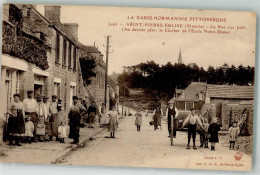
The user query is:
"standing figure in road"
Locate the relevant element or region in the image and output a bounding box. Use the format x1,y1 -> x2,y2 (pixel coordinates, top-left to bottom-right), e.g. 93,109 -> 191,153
166,102 -> 179,137
43,96 -> 51,141
203,118 -> 210,148
135,108 -> 142,132
228,121 -> 239,150
107,106 -> 118,138
23,90 -> 38,142
145,109 -> 149,117
153,106 -> 163,130
68,96 -> 87,144
36,95 -> 47,142
124,109 -> 127,116
57,100 -> 68,143
100,103 -> 108,126
208,117 -> 220,151
87,102 -> 96,128
182,108 -> 203,150
7,94 -> 25,146
49,95 -> 59,141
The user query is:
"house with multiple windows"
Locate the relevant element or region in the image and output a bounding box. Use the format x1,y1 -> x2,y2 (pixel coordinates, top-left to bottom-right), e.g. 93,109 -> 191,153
79,44 -> 106,109
0,4 -> 86,142
169,82 -> 207,111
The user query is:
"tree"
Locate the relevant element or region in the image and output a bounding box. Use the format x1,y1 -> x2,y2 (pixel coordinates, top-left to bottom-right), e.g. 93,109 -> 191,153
79,57 -> 96,86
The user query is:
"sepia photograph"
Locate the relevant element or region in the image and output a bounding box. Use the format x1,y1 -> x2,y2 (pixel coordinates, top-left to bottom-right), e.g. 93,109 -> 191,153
0,3 -> 256,171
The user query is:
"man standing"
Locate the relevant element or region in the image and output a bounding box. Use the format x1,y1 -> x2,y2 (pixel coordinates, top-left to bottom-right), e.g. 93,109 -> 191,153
49,95 -> 59,141
68,96 -> 87,144
36,95 -> 47,142
87,102 -> 96,128
23,90 -> 38,141
182,108 -> 204,150
43,96 -> 51,141
166,102 -> 179,138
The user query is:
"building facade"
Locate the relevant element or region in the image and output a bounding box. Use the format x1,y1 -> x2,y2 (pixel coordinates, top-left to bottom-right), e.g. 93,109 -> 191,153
79,44 -> 106,110
0,4 -> 86,142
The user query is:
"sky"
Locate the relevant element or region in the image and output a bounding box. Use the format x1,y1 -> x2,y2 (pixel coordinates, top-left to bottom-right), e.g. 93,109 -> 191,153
36,5 -> 256,74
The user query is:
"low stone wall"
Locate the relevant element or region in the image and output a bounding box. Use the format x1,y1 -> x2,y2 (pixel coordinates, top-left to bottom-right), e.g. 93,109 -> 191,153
222,103 -> 254,134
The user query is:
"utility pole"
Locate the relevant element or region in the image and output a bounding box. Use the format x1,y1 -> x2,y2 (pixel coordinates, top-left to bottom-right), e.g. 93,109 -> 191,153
104,35 -> 110,107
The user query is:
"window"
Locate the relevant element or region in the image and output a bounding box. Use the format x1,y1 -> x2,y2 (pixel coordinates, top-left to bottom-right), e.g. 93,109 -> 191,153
185,102 -> 194,111
54,82 -> 61,99
199,92 -> 204,100
68,43 -> 72,68
62,39 -> 67,66
73,47 -> 77,70
69,85 -> 76,107
15,71 -> 19,93
55,34 -> 60,63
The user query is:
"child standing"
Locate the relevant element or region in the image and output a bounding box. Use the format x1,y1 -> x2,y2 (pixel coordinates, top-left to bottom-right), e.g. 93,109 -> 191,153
135,108 -> 142,132
107,106 -> 118,138
58,121 -> 68,143
57,100 -> 68,143
203,118 -> 210,148
24,115 -> 34,144
208,118 -> 220,151
229,122 -> 239,150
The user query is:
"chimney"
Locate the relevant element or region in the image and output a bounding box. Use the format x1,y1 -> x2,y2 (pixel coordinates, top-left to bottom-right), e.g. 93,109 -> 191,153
44,5 -> 61,22
63,23 -> 79,39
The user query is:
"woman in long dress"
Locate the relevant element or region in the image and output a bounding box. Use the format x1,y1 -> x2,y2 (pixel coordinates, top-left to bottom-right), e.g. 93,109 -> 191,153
100,103 -> 108,126
107,106 -> 118,138
135,108 -> 142,132
7,94 -> 25,146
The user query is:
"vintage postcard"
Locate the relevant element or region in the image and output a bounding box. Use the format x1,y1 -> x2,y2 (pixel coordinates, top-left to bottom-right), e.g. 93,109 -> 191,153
0,4 -> 256,171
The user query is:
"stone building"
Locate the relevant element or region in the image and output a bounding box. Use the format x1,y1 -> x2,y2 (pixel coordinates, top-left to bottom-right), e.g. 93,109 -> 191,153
107,76 -> 119,110
169,82 -> 207,111
0,4 -> 86,141
203,84 -> 254,132
79,44 -> 106,109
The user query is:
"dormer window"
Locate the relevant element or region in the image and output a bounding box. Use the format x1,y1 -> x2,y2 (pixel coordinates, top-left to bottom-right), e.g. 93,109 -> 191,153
199,92 -> 204,100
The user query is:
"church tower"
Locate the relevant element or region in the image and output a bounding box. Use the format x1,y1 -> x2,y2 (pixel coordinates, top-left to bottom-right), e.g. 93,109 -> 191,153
178,48 -> 182,64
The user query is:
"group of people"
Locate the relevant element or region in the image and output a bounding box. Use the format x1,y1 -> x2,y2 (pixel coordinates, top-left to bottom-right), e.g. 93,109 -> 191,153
5,90 -> 111,146
135,101 -> 240,151
6,91 -> 66,145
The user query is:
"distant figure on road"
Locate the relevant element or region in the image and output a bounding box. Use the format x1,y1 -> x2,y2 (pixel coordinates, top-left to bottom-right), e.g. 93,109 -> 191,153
135,108 -> 142,131
153,106 -> 163,130
208,117 -> 220,151
100,103 -> 108,126
87,102 -> 97,128
107,106 -> 118,138
124,109 -> 127,116
145,109 -> 148,117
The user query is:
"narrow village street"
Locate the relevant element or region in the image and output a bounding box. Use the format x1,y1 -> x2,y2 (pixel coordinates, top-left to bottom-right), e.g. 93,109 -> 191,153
59,112 -> 252,171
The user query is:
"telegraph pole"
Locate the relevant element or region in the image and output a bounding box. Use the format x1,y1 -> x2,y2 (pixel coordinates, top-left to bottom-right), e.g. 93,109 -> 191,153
104,35 -> 110,107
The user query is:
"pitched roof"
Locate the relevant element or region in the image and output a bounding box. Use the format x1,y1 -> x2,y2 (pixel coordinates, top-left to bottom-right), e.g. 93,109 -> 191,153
207,85 -> 254,99
107,76 -> 118,91
176,89 -> 184,94
80,44 -> 101,53
176,82 -> 207,102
